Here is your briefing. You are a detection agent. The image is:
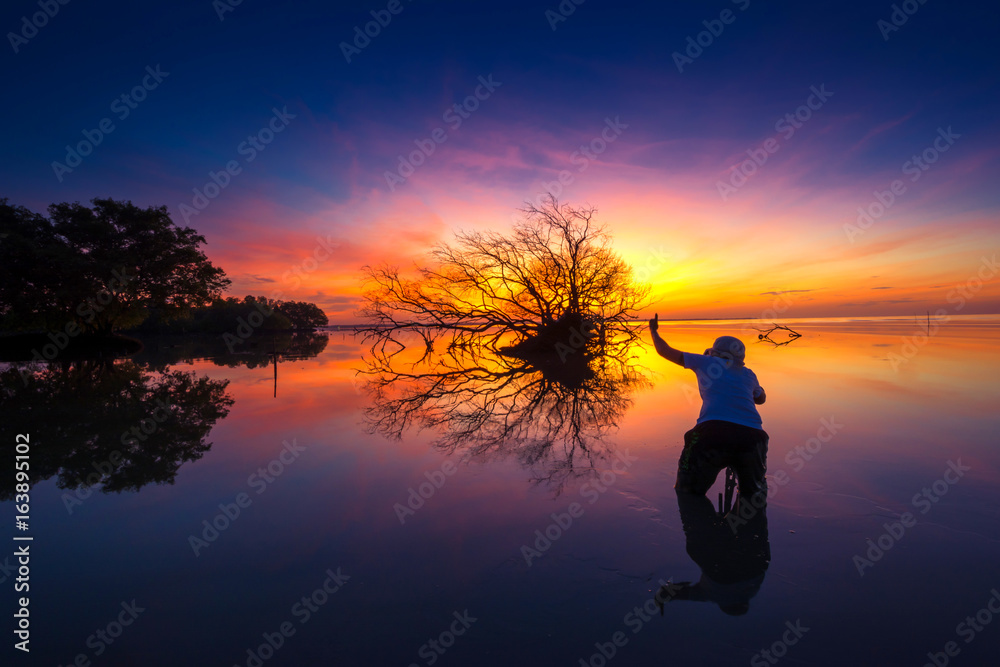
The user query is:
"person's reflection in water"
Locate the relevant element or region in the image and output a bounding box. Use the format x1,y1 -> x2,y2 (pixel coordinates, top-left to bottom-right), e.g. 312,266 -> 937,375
657,489 -> 770,617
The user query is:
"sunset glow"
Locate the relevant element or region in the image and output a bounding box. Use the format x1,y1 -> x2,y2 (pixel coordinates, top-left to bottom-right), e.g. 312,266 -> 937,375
6,2 -> 998,322
5,2 -> 1000,664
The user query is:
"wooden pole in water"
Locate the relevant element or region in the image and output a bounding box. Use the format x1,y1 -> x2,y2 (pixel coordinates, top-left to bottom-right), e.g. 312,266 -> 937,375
272,337 -> 278,398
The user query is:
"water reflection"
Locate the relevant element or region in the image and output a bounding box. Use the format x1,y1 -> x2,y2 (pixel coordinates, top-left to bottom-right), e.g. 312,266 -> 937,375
359,330 -> 650,491
135,331 -> 329,369
2,319 -> 998,665
0,358 -> 234,499
658,490 -> 771,617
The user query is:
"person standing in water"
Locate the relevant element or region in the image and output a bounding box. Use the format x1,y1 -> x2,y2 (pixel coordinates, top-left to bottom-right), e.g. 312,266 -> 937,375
648,314 -> 768,497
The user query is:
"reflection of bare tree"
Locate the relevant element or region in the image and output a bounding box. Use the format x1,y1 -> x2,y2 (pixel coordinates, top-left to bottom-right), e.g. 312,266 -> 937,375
753,323 -> 802,347
360,329 -> 649,493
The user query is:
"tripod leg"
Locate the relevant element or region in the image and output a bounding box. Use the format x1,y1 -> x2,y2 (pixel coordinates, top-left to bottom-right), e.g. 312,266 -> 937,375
724,466 -> 736,512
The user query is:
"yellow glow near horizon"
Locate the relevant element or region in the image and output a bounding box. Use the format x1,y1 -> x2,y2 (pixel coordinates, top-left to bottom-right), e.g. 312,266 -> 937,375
210,180 -> 1000,321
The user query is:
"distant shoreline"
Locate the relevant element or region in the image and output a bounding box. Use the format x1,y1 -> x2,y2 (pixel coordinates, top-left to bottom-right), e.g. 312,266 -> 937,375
320,313 -> 1000,329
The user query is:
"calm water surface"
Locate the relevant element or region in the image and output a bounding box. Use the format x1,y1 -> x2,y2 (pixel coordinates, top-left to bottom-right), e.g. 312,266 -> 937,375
3,317 -> 999,666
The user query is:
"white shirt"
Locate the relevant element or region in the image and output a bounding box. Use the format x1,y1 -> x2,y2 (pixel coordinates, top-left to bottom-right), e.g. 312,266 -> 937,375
682,352 -> 764,429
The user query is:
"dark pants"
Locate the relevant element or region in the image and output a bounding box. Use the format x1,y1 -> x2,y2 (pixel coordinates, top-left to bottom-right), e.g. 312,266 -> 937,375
675,420 -> 769,497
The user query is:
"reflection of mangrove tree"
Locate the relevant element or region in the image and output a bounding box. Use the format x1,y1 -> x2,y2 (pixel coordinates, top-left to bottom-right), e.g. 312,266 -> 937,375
133,331 -> 329,369
360,331 -> 649,491
0,359 -> 233,500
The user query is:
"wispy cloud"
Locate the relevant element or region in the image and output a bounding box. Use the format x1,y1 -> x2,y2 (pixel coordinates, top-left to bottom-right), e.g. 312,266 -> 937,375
759,289 -> 815,296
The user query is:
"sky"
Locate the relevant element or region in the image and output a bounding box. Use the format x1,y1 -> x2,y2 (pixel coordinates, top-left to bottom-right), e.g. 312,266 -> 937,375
4,0 -> 1000,321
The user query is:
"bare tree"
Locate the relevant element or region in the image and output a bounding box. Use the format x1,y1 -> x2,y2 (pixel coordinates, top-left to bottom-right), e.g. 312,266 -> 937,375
358,197 -> 651,354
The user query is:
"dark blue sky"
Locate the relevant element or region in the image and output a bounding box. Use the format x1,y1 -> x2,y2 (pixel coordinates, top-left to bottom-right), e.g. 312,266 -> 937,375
4,0 -> 999,318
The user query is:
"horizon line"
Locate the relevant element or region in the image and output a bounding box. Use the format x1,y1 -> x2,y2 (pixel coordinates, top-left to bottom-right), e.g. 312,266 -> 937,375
320,313 -> 1000,328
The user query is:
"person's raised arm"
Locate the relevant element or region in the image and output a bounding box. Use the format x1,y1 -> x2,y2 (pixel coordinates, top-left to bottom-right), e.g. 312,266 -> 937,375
649,314 -> 685,366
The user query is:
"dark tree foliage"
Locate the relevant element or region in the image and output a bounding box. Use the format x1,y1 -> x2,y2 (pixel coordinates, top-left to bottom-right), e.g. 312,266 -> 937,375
0,197 -> 230,334
133,296 -> 328,334
274,299 -> 328,329
0,359 -> 234,499
134,296 -> 291,334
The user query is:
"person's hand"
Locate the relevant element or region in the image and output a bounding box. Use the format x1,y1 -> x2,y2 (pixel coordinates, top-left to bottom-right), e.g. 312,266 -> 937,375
649,313 -> 659,333
655,581 -> 687,614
